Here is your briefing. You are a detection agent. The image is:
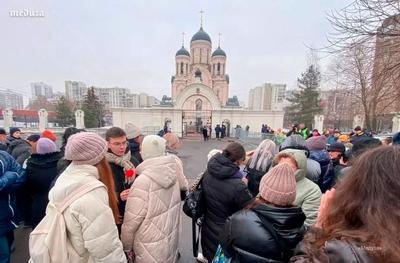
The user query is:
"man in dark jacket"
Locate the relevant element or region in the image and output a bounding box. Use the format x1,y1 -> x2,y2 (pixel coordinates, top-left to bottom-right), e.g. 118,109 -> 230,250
201,143 -> 253,261
327,142 -> 347,186
105,127 -> 137,233
0,151 -> 26,263
124,123 -> 143,167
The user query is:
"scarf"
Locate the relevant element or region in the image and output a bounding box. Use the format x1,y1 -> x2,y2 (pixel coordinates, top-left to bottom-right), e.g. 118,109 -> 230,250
105,151 -> 135,171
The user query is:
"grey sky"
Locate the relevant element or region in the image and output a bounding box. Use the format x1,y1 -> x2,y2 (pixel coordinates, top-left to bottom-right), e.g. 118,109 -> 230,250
0,0 -> 350,103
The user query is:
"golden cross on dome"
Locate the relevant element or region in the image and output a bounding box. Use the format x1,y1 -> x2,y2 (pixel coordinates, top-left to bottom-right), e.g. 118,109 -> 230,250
200,10 -> 204,27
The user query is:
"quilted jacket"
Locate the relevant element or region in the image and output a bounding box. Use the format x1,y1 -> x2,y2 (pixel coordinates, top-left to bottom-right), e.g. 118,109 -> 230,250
121,155 -> 188,263
49,163 -> 126,263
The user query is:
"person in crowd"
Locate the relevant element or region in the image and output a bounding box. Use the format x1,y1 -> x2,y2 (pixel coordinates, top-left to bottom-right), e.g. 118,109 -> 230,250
326,129 -> 336,145
208,125 -> 212,140
350,125 -> 367,143
306,136 -> 332,192
0,151 -> 26,263
26,135 -> 40,156
121,135 -> 188,263
273,150 -> 321,227
124,122 -> 144,167
6,128 -> 29,165
201,142 -> 254,261
221,124 -> 227,138
382,136 -> 393,146
308,129 -> 320,138
337,134 -> 349,143
25,138 -> 61,228
286,123 -> 301,137
326,142 -> 347,186
202,126 -> 208,141
40,129 -> 57,142
392,132 -> 400,145
221,163 -> 306,262
291,146 -> 400,262
48,132 -> 126,262
0,129 -> 8,151
215,125 -> 221,140
245,139 -> 277,196
164,132 -> 181,154
50,128 -> 85,189
298,123 -> 309,140
280,135 -> 321,184
105,127 -> 137,233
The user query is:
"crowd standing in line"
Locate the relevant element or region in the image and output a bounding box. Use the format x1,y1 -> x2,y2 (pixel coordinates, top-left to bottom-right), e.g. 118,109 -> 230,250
0,122 -> 398,263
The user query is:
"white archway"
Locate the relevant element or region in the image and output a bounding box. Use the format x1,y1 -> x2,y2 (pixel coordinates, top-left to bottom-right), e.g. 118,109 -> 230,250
174,83 -> 222,110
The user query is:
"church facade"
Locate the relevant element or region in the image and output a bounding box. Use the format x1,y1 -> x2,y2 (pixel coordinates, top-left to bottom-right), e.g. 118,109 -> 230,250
112,25 -> 284,137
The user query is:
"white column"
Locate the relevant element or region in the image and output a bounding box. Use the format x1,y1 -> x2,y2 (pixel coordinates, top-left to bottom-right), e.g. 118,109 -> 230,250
314,114 -> 324,132
2,108 -> 13,133
353,114 -> 364,129
392,114 -> 400,133
75,110 -> 85,129
38,109 -> 48,132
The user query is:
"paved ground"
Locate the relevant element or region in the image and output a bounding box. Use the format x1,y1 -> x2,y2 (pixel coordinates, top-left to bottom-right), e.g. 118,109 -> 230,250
11,137 -> 253,263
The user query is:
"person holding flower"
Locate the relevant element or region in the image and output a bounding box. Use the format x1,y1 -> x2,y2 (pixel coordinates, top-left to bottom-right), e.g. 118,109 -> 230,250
105,127 -> 137,234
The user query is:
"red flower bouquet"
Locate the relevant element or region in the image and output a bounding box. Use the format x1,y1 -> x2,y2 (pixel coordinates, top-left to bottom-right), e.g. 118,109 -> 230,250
124,169 -> 136,188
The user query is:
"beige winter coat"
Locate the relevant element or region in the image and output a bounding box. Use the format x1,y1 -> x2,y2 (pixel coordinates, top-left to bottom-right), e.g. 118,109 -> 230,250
49,163 -> 127,263
121,155 -> 188,263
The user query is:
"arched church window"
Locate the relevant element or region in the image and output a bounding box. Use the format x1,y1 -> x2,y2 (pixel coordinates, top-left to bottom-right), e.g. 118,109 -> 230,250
217,62 -> 221,74
180,62 -> 184,74
195,99 -> 202,110
186,64 -> 188,74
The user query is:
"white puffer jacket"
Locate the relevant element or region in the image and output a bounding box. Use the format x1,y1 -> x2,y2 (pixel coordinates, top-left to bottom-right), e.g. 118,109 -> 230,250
49,163 -> 127,263
121,155 -> 188,263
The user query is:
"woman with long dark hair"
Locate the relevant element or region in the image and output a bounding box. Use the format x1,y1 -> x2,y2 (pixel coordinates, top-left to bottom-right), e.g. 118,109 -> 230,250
291,146 -> 400,262
201,142 -> 254,261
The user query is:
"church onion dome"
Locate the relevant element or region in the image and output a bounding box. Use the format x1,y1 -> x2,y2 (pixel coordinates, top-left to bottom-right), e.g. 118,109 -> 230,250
212,47 -> 226,57
191,27 -> 212,43
175,46 -> 190,57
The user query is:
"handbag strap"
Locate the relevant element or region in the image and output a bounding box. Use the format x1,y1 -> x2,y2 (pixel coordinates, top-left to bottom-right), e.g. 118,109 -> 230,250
254,210 -> 290,261
192,218 -> 202,257
59,180 -> 105,213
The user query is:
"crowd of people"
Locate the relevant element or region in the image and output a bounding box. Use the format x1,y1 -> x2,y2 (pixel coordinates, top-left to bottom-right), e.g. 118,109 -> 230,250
0,122 -> 399,263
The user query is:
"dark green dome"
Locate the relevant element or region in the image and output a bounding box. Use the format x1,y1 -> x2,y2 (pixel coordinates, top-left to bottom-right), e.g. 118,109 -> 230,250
212,47 -> 226,57
191,27 -> 211,43
175,46 -> 190,56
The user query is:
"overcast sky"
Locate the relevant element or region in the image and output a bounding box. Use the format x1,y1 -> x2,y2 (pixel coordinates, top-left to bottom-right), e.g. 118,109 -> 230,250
0,0 -> 350,104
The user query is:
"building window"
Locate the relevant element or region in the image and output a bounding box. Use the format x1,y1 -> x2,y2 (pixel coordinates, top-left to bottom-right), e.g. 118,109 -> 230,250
217,62 -> 221,74
180,62 -> 184,74
195,99 -> 202,110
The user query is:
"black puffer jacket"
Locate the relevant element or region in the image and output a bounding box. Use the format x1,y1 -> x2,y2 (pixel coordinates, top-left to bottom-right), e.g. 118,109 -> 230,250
221,204 -> 306,263
201,153 -> 254,261
127,139 -> 143,167
7,137 -> 32,165
291,239 -> 377,263
25,152 -> 62,228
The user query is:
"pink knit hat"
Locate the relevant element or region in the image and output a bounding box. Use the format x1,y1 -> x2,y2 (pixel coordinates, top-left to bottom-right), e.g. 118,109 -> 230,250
306,135 -> 327,151
65,132 -> 107,165
259,163 -> 296,206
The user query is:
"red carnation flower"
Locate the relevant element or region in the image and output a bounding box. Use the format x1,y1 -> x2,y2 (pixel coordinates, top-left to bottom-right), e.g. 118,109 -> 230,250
125,169 -> 135,178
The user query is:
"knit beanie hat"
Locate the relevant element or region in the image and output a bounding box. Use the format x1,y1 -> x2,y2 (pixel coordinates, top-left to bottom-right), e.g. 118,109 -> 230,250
65,132 -> 107,165
141,135 -> 166,160
26,134 -> 40,142
0,128 -> 6,135
125,122 -> 142,140
41,129 -> 57,142
36,138 -> 57,154
10,127 -> 21,137
259,163 -> 296,206
306,136 -> 327,151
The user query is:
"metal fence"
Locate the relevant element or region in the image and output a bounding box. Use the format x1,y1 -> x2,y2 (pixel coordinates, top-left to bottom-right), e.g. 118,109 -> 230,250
231,128 -> 284,148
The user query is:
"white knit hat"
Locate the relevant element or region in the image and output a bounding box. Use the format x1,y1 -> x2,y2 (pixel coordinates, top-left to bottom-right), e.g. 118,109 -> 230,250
141,135 -> 166,160
125,122 -> 142,140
